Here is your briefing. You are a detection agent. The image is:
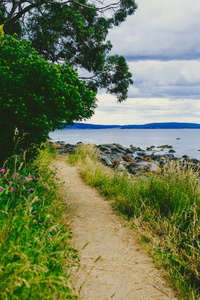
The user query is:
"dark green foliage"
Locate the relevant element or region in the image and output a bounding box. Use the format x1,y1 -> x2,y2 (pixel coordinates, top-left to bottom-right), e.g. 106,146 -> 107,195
2,0 -> 137,101
0,34 -> 96,163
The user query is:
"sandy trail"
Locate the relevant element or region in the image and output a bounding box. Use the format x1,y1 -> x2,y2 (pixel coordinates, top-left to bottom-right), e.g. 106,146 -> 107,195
54,155 -> 177,300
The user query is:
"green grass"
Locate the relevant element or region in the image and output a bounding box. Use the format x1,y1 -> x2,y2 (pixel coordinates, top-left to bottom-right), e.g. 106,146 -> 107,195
0,144 -> 78,299
67,144 -> 200,299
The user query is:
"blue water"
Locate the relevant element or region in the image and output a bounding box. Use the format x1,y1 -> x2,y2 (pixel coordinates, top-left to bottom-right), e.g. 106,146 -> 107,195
49,129 -> 200,160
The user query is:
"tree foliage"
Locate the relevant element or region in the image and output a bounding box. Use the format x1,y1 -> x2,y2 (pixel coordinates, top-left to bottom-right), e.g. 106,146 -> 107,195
1,0 -> 137,101
0,33 -> 96,163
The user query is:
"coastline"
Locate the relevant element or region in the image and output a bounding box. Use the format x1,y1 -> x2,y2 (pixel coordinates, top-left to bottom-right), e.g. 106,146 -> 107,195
53,141 -> 200,175
49,128 -> 200,160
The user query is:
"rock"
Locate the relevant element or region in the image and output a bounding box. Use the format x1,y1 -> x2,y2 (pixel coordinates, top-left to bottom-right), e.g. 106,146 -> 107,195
169,149 -> 176,153
110,153 -> 124,162
182,155 -> 189,159
162,154 -> 175,160
100,155 -> 113,166
190,158 -> 200,165
57,149 -> 67,154
98,146 -> 112,154
55,141 -> 199,176
157,145 -> 173,149
113,143 -> 127,152
125,148 -> 134,154
136,152 -> 146,157
143,157 -> 153,162
117,164 -> 126,171
146,146 -> 155,151
130,146 -> 143,152
64,143 -> 77,154
120,154 -> 135,162
135,156 -> 144,162
126,160 -> 161,174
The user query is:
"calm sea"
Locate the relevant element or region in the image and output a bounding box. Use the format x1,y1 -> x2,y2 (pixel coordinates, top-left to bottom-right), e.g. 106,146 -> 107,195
49,129 -> 200,160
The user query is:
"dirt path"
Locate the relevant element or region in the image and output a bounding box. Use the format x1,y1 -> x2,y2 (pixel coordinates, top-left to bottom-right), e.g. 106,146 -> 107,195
54,155 -> 177,300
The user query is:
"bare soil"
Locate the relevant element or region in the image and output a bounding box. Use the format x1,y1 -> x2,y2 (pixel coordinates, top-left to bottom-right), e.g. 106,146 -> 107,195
54,155 -> 177,300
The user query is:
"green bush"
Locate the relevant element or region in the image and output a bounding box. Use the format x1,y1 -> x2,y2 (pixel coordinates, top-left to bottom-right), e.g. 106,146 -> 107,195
0,30 -> 96,163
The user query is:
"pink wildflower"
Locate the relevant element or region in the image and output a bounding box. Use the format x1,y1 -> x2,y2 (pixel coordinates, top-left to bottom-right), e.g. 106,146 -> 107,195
39,223 -> 42,225
8,181 -> 13,184
0,169 -> 5,173
0,187 -> 4,191
30,188 -> 34,191
50,221 -> 53,224
11,187 -> 15,191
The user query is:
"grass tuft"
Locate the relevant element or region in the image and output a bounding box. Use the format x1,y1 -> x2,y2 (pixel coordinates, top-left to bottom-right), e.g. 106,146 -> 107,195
0,143 -> 78,299
68,144 -> 200,299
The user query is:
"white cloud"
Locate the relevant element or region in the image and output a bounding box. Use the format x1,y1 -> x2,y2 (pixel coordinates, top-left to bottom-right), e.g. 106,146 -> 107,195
85,94 -> 200,125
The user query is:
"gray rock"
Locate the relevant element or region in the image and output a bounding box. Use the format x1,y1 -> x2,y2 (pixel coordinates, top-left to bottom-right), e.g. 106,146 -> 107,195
117,164 -> 125,171
169,149 -> 176,153
182,155 -> 189,159
136,152 -> 146,157
125,148 -> 134,154
98,146 -> 111,153
110,153 -> 124,162
130,146 -> 143,152
113,143 -> 127,152
100,155 -> 113,166
135,156 -> 144,162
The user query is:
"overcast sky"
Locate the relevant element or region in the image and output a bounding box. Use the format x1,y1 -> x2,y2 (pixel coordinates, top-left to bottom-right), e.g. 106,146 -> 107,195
84,0 -> 200,125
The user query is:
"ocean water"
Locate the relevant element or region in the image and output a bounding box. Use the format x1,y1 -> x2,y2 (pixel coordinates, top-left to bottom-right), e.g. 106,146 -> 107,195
49,128 -> 200,160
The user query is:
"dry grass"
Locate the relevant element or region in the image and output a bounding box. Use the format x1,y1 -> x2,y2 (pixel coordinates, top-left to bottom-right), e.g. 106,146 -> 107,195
67,144 -> 200,299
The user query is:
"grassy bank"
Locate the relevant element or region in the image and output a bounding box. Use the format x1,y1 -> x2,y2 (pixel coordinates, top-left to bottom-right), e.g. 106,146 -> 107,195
0,145 -> 78,299
68,144 -> 200,299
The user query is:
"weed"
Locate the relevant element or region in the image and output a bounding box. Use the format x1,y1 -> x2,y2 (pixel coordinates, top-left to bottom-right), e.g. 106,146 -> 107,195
68,144 -> 200,299
0,144 -> 78,299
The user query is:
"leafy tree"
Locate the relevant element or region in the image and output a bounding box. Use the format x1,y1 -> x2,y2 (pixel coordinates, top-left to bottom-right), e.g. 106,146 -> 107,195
0,31 -> 96,163
1,0 -> 137,102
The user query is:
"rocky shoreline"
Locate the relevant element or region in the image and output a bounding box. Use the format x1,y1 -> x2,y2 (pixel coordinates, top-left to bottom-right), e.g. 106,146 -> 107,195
53,141 -> 200,175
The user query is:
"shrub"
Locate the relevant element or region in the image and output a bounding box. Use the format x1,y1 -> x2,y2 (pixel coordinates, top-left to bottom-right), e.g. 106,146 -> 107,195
0,30 -> 96,163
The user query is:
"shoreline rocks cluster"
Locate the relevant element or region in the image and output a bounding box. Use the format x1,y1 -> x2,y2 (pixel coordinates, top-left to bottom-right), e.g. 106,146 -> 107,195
53,141 -> 200,175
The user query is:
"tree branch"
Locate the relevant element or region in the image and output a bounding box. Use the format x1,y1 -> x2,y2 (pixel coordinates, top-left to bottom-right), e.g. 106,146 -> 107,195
5,0 -> 46,27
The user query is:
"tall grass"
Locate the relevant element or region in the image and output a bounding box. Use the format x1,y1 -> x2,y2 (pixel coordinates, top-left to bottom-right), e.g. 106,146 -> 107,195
68,144 -> 200,299
0,144 -> 78,299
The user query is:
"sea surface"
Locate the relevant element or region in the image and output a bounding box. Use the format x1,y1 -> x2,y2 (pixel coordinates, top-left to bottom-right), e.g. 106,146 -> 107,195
49,129 -> 200,160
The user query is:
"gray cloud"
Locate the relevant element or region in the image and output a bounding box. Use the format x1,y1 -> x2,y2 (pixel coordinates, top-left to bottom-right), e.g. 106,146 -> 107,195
127,60 -> 200,99
108,0 -> 200,60
85,0 -> 200,125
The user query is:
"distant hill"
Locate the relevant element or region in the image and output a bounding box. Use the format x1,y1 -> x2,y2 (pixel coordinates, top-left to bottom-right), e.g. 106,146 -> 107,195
64,122 -> 200,129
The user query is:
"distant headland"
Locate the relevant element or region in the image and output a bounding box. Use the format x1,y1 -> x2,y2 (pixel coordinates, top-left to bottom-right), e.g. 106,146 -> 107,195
64,122 -> 200,129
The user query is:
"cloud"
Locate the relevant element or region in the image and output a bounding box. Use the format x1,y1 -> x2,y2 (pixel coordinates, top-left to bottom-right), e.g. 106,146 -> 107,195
128,60 -> 200,98
85,94 -> 200,125
84,1 -> 200,125
108,0 -> 200,60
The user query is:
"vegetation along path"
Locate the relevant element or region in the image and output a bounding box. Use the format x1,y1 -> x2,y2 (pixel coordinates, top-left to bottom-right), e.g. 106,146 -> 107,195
54,155 -> 177,300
